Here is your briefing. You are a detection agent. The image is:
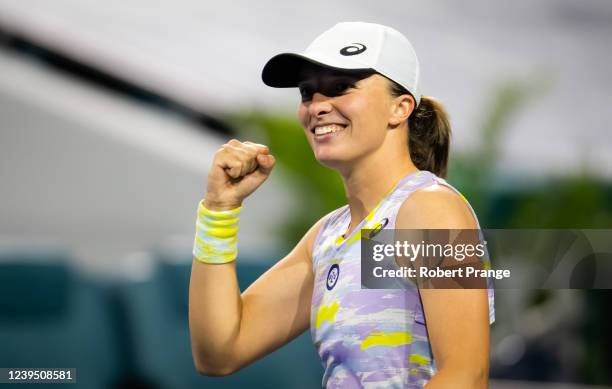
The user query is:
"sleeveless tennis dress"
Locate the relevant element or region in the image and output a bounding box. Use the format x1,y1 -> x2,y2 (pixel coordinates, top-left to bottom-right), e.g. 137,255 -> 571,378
310,170 -> 495,388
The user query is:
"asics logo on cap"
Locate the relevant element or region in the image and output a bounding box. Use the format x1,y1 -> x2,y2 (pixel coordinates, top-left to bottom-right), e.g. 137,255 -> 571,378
339,43 -> 366,56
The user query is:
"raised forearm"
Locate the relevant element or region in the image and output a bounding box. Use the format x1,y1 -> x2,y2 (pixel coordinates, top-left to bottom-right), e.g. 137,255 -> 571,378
189,260 -> 243,375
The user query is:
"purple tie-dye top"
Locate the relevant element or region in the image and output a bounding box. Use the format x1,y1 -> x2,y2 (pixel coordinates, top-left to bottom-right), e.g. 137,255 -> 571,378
310,170 -> 495,388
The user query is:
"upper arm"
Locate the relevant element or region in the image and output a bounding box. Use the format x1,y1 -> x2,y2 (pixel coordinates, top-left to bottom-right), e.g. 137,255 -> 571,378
228,213 -> 327,372
397,184 -> 490,383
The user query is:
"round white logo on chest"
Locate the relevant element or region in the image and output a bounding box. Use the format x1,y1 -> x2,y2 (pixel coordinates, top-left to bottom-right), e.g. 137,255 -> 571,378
326,264 -> 340,290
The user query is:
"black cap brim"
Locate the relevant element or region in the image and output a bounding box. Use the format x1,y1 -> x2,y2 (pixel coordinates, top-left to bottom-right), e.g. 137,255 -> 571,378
261,53 -> 372,88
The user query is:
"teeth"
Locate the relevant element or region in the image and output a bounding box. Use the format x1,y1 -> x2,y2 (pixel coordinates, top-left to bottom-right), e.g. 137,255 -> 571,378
314,125 -> 345,135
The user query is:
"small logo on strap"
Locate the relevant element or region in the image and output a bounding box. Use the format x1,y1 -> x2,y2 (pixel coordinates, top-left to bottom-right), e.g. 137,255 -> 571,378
368,218 -> 389,238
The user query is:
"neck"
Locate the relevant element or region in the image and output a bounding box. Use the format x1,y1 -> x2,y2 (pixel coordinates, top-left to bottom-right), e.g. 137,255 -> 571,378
339,147 -> 418,235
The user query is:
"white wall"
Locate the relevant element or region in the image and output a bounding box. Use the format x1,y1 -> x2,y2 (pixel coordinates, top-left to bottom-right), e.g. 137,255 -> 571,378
0,49 -> 293,276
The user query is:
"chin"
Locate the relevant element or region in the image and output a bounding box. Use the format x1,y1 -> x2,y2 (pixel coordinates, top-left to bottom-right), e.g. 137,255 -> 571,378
310,140 -> 363,168
313,151 -> 353,171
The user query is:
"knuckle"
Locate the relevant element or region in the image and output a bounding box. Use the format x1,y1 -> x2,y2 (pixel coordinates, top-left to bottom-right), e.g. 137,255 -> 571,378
217,145 -> 232,155
225,145 -> 245,159
238,148 -> 254,160
227,158 -> 242,168
242,142 -> 256,151
213,150 -> 226,162
245,141 -> 267,150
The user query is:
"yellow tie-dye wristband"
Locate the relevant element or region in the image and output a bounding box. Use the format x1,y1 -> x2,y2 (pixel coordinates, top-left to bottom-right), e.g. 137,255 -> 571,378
193,200 -> 242,264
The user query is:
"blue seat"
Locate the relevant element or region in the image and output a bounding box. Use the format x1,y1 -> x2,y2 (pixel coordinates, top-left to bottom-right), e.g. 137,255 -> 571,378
0,251 -> 119,389
123,254 -> 323,389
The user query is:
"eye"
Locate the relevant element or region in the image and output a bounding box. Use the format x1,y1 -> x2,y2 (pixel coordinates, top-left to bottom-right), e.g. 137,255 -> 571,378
299,86 -> 313,102
333,81 -> 353,95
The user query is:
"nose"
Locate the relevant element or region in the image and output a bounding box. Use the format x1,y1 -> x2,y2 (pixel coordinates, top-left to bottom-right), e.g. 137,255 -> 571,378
308,92 -> 333,117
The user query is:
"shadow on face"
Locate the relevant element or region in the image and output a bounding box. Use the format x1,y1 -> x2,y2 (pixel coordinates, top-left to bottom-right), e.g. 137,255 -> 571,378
296,64 -> 377,102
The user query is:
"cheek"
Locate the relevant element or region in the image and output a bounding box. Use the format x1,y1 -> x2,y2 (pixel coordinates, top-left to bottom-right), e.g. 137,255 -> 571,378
297,104 -> 308,128
341,96 -> 386,132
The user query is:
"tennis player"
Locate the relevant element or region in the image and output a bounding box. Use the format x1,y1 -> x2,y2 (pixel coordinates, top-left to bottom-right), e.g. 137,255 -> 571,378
189,21 -> 495,388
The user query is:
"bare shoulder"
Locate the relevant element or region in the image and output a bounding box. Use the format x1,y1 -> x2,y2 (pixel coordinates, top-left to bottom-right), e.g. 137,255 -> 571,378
397,183 -> 477,229
298,207 -> 342,261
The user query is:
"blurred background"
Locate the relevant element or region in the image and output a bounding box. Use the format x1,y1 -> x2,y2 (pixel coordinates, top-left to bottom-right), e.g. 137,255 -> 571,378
1,1 -> 611,388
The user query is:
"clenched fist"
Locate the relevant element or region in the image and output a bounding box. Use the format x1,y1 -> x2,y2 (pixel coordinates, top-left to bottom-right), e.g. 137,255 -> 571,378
203,139 -> 276,211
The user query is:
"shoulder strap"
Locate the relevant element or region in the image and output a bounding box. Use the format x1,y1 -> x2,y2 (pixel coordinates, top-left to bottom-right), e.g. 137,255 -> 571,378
312,205 -> 349,271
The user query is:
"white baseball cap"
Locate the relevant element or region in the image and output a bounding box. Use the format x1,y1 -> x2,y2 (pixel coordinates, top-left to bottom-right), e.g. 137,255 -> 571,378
262,21 -> 421,106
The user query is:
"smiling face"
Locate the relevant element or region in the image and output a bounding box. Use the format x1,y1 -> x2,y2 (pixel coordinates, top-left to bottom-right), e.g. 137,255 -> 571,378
297,66 -> 410,170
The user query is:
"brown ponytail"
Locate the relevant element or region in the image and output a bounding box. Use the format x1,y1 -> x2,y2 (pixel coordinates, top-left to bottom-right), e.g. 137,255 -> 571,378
389,83 -> 451,178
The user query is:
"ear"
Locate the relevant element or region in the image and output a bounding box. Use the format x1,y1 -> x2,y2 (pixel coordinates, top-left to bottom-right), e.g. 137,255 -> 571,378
388,94 -> 415,127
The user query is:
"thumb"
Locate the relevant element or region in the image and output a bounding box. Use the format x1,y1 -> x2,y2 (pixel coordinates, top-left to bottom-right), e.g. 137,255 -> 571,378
256,153 -> 275,175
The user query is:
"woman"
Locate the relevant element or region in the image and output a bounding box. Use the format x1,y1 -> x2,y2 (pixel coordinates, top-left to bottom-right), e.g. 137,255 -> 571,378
189,22 -> 495,388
